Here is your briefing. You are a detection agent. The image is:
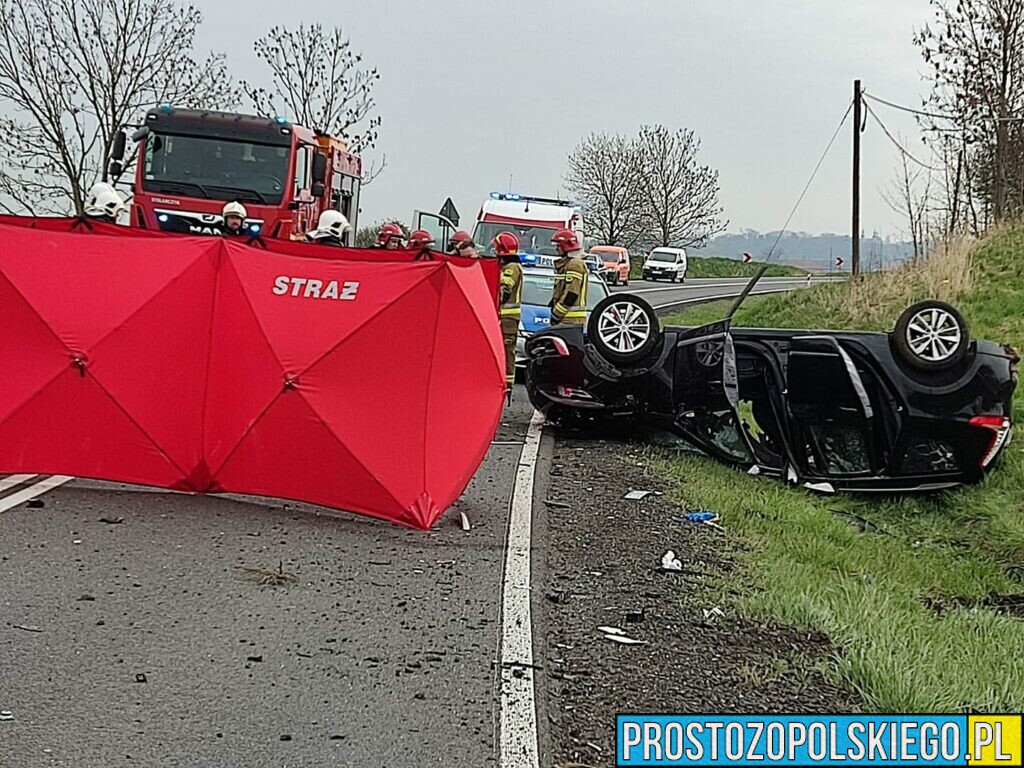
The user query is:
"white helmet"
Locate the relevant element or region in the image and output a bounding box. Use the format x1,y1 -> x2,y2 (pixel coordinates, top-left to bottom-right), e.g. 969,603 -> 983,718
84,182 -> 127,218
222,201 -> 247,219
307,210 -> 351,240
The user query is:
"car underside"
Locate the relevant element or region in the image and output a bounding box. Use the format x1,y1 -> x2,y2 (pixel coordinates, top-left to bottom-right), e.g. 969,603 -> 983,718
525,292 -> 1018,493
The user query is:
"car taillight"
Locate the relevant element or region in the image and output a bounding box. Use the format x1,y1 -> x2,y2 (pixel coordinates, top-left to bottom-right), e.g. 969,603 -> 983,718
530,337 -> 570,358
969,415 -> 1012,468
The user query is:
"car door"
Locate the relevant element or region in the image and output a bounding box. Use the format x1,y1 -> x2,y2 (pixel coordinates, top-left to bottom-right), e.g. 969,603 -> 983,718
670,322 -> 759,465
784,336 -> 893,481
411,211 -> 457,250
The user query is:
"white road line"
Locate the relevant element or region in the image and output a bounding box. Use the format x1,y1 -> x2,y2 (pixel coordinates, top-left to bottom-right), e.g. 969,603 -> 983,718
0,474 -> 37,494
499,410 -> 544,768
0,475 -> 74,513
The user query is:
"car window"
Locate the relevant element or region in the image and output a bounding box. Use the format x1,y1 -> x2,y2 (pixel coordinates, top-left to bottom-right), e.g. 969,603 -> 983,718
649,251 -> 677,263
690,410 -> 754,463
520,271 -> 608,309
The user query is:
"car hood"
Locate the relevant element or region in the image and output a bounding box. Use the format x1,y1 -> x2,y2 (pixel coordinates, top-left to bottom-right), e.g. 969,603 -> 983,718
520,303 -> 552,334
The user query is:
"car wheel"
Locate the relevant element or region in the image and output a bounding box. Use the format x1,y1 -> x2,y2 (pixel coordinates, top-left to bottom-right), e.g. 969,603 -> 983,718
892,300 -> 970,371
670,274 -> 678,283
587,294 -> 663,366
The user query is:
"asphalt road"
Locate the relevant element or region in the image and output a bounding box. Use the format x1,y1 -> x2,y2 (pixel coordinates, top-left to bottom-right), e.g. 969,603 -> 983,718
0,398 -> 536,768
0,275 -> 826,767
610,275 -> 838,313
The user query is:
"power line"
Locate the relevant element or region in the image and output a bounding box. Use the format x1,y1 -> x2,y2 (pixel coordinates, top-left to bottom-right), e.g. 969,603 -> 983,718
864,101 -> 944,173
763,98 -> 855,262
864,90 -> 1024,123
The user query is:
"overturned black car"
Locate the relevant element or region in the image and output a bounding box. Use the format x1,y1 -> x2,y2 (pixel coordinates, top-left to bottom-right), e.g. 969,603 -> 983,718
525,278 -> 1018,493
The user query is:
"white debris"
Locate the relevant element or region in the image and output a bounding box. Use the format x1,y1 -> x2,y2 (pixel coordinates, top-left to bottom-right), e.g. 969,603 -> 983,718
661,551 -> 683,571
0,711 -> 13,722
624,490 -> 653,500
702,607 -> 725,622
598,626 -> 624,636
747,465 -> 761,476
604,634 -> 646,645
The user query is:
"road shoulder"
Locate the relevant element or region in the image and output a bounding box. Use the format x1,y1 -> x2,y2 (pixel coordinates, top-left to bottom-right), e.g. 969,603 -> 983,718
535,431 -> 858,767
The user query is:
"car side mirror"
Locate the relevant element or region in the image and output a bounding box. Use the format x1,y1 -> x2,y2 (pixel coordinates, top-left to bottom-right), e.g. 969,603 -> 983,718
311,153 -> 327,185
311,182 -> 325,198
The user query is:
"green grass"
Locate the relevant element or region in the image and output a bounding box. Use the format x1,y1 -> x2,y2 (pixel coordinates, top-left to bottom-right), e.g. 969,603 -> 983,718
651,228 -> 1024,712
686,256 -> 809,279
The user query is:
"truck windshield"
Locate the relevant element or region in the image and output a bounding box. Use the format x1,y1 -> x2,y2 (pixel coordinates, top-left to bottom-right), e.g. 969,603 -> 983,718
473,222 -> 562,257
142,133 -> 290,205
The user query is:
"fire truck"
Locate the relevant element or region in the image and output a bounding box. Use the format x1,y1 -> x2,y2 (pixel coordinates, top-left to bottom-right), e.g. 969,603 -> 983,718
108,106 -> 362,241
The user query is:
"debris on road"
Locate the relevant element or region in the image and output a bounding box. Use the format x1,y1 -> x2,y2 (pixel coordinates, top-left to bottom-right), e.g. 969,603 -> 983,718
661,551 -> 683,571
26,499 -> 44,509
685,511 -> 716,523
624,490 -> 661,500
748,465 -> 761,476
0,710 -> 13,722
135,673 -> 147,683
246,655 -> 263,663
597,626 -> 623,635
459,510 -> 472,531
544,499 -> 572,509
603,634 -> 646,646
702,607 -> 725,623
11,624 -> 42,633
98,516 -> 123,524
236,561 -> 298,588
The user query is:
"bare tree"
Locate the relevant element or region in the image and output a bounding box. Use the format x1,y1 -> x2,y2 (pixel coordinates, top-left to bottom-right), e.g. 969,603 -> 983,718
565,133 -> 646,249
915,0 -> 1024,221
247,24 -> 384,182
634,125 -> 726,249
0,0 -> 234,215
882,140 -> 934,262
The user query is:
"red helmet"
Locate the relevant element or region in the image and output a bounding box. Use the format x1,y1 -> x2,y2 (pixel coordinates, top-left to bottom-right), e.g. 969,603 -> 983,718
551,228 -> 580,254
376,222 -> 404,247
448,230 -> 472,250
407,229 -> 435,249
492,231 -> 520,257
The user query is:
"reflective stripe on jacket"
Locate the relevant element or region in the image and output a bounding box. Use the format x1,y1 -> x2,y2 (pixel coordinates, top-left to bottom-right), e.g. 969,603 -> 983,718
551,255 -> 588,324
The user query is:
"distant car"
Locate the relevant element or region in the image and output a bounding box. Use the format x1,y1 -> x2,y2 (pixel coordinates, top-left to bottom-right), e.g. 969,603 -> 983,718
526,290 -> 1018,492
590,245 -> 631,286
642,247 -> 687,282
515,266 -> 611,366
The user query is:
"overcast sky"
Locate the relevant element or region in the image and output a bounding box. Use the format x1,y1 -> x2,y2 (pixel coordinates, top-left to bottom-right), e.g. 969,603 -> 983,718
196,0 -> 933,240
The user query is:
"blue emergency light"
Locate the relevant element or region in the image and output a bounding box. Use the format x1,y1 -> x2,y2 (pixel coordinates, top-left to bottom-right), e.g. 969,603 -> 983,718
158,104 -> 172,114
158,214 -> 169,223
249,223 -> 261,233
274,116 -> 288,125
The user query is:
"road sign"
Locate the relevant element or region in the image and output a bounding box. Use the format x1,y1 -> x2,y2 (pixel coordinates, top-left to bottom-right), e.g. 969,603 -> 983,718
439,197 -> 460,227
742,252 -> 752,264
835,257 -> 845,267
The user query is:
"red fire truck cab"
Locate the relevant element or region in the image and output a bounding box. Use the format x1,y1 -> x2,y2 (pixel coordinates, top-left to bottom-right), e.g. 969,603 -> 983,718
110,106 -> 362,241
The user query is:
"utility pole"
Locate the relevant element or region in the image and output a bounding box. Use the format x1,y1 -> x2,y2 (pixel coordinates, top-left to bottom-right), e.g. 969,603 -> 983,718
852,79 -> 862,277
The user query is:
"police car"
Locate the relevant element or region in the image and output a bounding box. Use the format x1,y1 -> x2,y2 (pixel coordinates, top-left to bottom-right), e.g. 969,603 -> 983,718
514,258 -> 610,367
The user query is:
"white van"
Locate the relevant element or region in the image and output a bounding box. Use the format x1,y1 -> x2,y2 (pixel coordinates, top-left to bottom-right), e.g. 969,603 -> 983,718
642,247 -> 687,282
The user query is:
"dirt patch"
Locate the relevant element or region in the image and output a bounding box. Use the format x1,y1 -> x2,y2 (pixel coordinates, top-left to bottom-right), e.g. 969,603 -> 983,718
537,431 -> 859,768
923,592 -> 1024,619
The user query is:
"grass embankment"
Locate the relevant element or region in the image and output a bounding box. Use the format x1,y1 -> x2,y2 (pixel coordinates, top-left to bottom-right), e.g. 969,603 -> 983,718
685,255 -> 809,279
656,230 -> 1024,711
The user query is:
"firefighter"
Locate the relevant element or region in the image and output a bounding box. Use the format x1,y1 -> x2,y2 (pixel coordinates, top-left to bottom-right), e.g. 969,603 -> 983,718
376,222 -> 405,249
448,230 -> 472,254
83,182 -> 127,223
494,231 -> 523,396
549,228 -> 588,326
221,201 -> 248,236
407,229 -> 435,251
305,210 -> 351,246
452,236 -> 480,259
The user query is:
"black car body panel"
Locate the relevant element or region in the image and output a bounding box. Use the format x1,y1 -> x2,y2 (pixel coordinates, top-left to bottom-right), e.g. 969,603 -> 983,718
526,318 -> 1017,492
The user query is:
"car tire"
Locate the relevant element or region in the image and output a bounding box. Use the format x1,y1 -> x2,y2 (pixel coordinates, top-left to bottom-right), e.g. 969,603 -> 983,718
587,294 -> 663,366
892,300 -> 971,371
670,274 -> 678,283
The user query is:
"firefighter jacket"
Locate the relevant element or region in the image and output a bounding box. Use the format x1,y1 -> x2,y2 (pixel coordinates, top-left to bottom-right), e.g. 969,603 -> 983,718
551,253 -> 588,325
499,260 -> 523,318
